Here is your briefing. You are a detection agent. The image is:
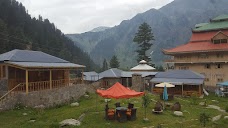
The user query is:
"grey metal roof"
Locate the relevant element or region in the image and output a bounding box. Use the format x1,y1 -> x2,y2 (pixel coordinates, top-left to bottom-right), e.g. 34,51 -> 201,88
151,78 -> 204,85
121,71 -> 157,77
155,70 -> 205,79
83,71 -> 98,76
150,70 -> 205,85
99,68 -> 122,79
6,62 -> 85,68
0,49 -> 68,63
83,71 -> 99,81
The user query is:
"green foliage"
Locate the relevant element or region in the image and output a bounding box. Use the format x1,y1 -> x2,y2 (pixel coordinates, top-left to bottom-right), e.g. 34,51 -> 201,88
199,112 -> 210,127
14,102 -> 25,110
102,58 -> 109,71
109,55 -> 120,68
133,22 -> 155,63
142,94 -> 151,119
156,65 -> 164,71
0,0 -> 100,71
156,124 -> 163,128
225,106 -> 228,112
190,92 -> 199,105
0,93 -> 228,128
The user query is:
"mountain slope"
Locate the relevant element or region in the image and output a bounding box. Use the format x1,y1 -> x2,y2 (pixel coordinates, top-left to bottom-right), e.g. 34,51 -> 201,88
67,0 -> 228,69
0,0 -> 99,71
90,26 -> 110,32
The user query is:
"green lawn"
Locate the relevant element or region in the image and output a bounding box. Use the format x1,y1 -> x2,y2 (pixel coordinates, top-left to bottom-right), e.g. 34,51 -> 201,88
0,93 -> 227,128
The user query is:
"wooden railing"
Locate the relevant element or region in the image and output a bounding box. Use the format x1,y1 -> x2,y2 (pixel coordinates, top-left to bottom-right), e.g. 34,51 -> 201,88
0,83 -> 23,104
28,81 -> 50,92
7,78 -> 82,93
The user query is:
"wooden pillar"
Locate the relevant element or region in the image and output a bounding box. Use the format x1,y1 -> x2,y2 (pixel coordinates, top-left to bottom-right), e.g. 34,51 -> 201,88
199,84 -> 201,96
0,65 -> 2,79
26,70 -> 29,94
50,70 -> 52,89
68,70 -> 70,85
81,68 -> 84,84
182,84 -> 184,96
126,78 -> 129,87
5,65 -> 8,79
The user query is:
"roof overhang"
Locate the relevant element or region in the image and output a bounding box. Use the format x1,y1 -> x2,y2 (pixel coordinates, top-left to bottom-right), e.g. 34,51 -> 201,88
151,78 -> 204,85
5,61 -> 85,70
163,49 -> 228,55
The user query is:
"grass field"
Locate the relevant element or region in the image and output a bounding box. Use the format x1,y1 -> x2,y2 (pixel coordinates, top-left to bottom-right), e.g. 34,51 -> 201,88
0,92 -> 227,128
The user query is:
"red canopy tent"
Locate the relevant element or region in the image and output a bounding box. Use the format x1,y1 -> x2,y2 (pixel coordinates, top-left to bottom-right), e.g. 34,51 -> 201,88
97,82 -> 144,99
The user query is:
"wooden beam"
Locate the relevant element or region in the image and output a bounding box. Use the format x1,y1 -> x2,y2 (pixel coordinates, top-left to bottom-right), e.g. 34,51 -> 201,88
81,68 -> 84,84
182,84 -> 184,96
50,70 -> 52,89
199,84 -> 201,96
26,70 -> 29,94
127,78 -> 129,87
0,65 -> 2,79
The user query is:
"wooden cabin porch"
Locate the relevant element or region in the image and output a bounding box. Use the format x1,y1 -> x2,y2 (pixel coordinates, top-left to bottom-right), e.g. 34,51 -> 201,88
152,84 -> 203,96
0,64 -> 84,94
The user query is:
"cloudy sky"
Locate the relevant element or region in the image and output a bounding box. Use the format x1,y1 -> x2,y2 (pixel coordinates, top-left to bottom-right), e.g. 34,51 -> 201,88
17,0 -> 173,34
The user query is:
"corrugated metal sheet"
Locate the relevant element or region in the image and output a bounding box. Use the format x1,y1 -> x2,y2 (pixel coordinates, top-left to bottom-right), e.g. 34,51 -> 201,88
121,71 -> 157,77
0,49 -> 68,63
99,68 -> 122,79
155,70 -> 205,79
83,71 -> 99,81
151,78 -> 204,85
151,70 -> 205,85
7,62 -> 85,68
97,68 -> 157,79
130,64 -> 155,71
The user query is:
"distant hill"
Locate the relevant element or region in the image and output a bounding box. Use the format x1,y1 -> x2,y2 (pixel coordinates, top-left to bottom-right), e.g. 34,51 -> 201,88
0,0 -> 99,71
90,26 -> 110,32
67,0 -> 228,69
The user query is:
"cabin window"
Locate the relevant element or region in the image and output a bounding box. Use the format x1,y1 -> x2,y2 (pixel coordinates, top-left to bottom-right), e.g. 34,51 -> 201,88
104,80 -> 109,87
213,39 -> 228,44
221,39 -> 227,43
216,64 -> 222,69
179,66 -> 189,70
217,78 -> 223,82
198,53 -> 208,58
216,53 -> 223,58
205,64 -> 210,69
213,39 -> 220,44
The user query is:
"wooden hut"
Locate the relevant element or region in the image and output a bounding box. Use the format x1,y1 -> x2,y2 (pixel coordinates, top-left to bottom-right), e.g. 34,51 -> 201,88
0,49 -> 85,94
151,70 -> 205,96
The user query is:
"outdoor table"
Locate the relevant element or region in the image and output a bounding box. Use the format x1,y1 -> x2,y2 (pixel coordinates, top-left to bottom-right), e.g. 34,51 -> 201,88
116,107 -> 127,111
116,107 -> 127,122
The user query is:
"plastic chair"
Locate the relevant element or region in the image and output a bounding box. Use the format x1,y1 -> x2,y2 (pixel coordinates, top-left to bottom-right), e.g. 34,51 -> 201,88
128,103 -> 134,109
127,108 -> 137,121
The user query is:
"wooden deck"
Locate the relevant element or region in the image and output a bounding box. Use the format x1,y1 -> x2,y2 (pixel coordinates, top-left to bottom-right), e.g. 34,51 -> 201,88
9,78 -> 82,92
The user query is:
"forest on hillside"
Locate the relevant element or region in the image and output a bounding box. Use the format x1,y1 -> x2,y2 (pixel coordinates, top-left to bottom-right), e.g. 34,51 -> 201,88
0,0 -> 99,71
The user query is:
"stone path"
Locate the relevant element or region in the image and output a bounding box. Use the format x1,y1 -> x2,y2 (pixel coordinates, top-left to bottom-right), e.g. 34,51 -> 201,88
206,105 -> 226,113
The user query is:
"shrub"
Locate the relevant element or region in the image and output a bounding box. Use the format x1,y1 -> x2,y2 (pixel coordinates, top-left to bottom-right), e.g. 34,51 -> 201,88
225,106 -> 228,112
199,112 -> 210,127
156,124 -> 162,128
14,102 -> 24,110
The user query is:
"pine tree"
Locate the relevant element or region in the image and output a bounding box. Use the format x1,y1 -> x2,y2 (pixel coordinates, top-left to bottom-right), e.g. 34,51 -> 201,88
110,55 -> 120,68
133,22 -> 154,63
102,59 -> 108,71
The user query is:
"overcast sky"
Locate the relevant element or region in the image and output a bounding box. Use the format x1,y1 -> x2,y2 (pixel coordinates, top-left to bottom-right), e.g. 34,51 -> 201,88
17,0 -> 173,34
